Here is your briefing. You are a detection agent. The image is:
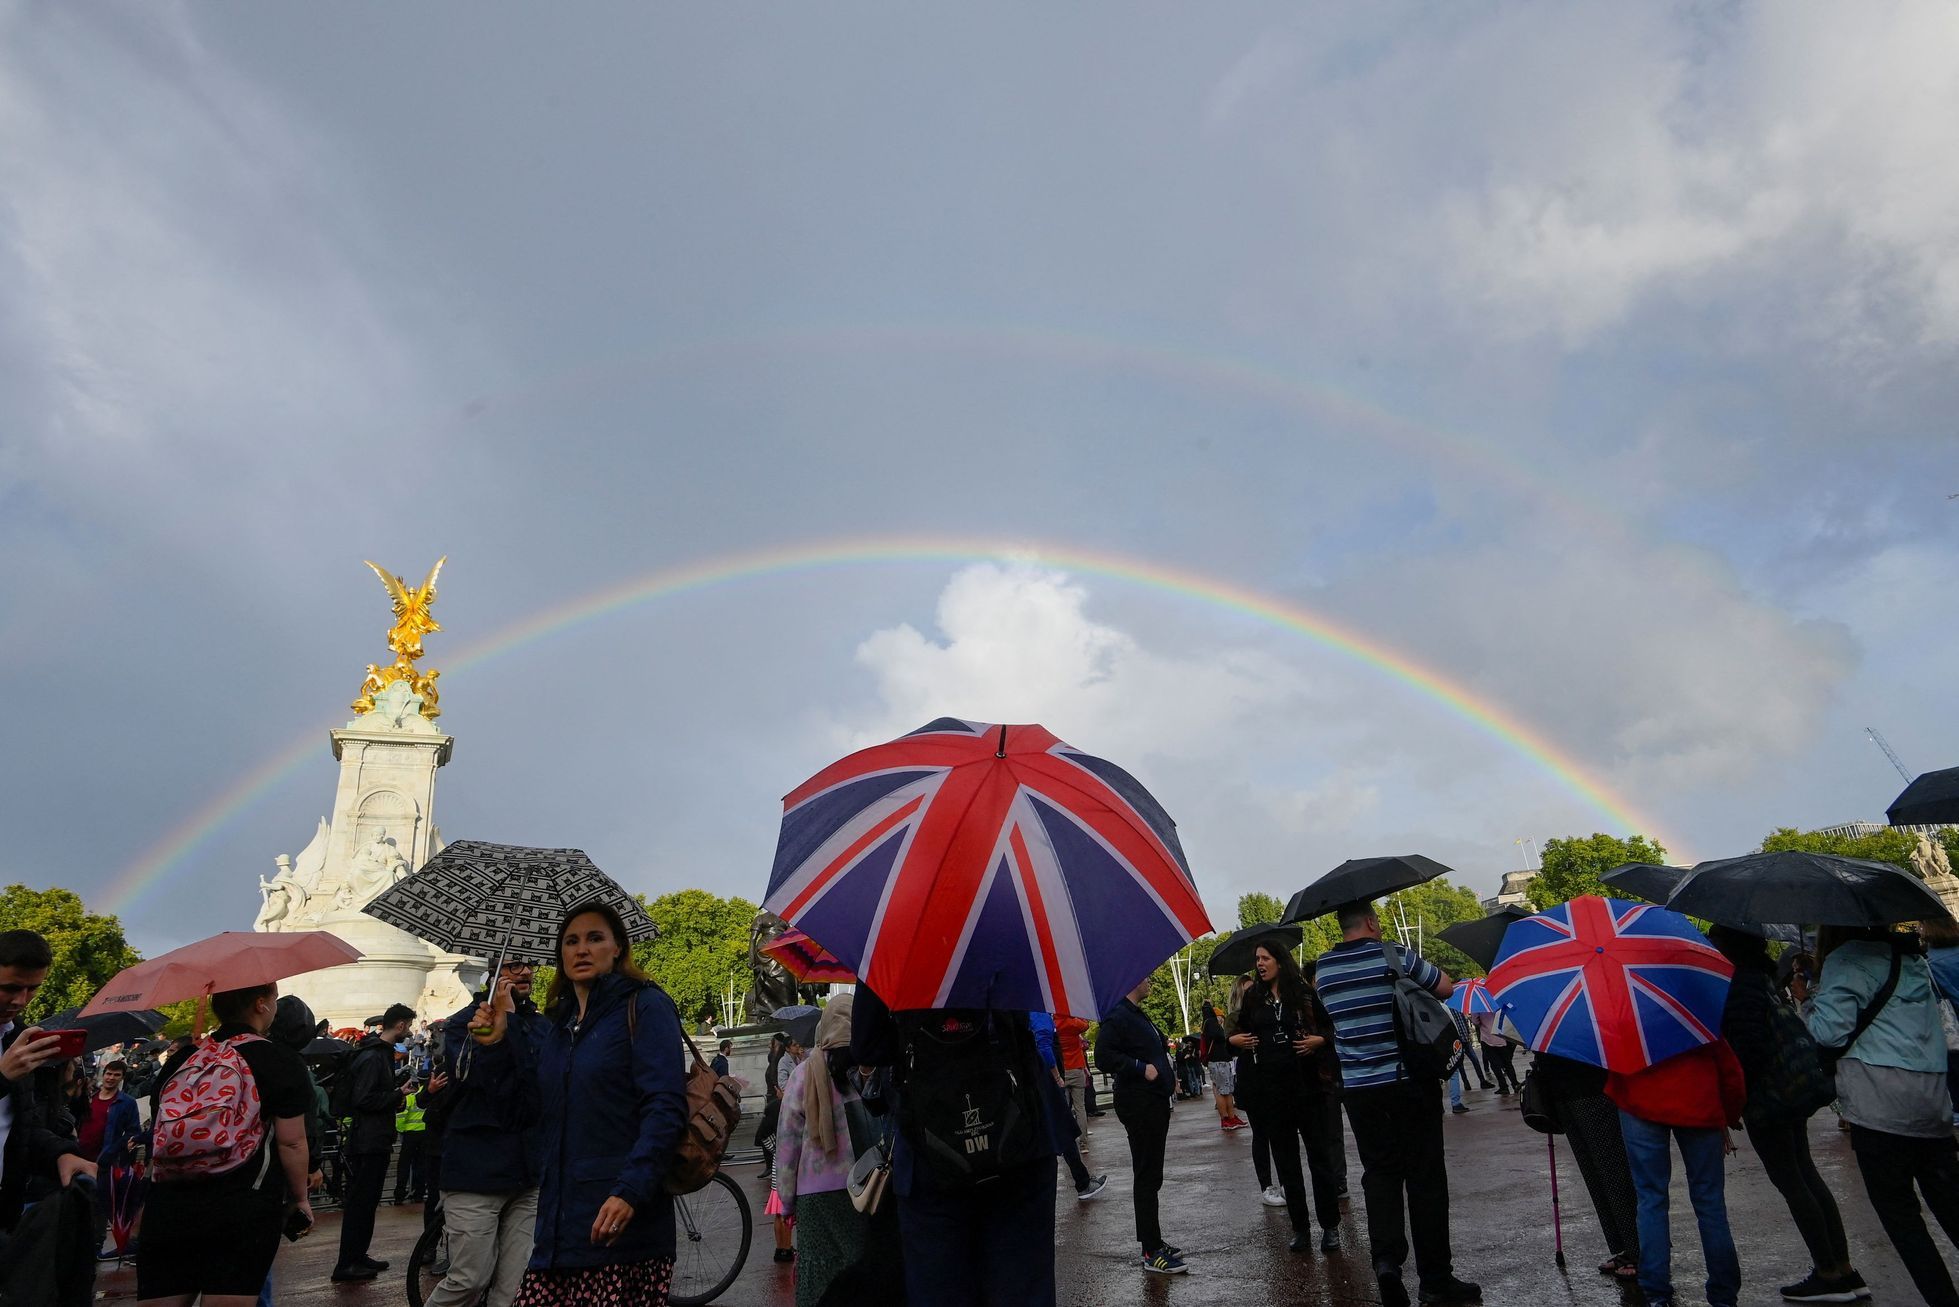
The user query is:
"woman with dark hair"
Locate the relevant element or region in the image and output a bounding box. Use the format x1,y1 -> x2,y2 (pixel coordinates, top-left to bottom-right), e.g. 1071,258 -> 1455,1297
1227,974 -> 1283,1207
1199,1000 -> 1241,1129
1708,925 -> 1863,1302
1809,923 -> 1959,1307
1228,940 -> 1343,1254
472,900 -> 689,1306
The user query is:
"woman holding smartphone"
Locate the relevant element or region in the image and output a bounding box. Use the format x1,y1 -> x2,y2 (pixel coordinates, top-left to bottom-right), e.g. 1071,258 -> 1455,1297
472,900 -> 689,1305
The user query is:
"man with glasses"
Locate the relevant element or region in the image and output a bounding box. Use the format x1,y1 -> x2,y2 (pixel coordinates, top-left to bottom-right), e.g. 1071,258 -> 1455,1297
428,961 -> 549,1307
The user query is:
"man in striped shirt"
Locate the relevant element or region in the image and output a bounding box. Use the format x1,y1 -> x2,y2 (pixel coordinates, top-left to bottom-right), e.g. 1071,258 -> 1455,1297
1317,901 -> 1480,1307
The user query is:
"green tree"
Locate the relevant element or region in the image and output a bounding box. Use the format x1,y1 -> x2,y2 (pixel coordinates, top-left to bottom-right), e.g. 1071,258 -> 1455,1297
1760,826 -> 1920,874
1237,892 -> 1286,928
1528,834 -> 1670,908
631,889 -> 758,1029
1380,878 -> 1488,978
0,885 -> 140,1023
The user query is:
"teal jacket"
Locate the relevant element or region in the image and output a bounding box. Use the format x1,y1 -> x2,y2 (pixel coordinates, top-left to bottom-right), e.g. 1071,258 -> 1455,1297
1806,939 -> 1946,1074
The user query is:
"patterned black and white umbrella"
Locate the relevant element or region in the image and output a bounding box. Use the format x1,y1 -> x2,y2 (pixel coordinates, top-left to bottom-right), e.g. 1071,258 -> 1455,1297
363,840 -> 656,966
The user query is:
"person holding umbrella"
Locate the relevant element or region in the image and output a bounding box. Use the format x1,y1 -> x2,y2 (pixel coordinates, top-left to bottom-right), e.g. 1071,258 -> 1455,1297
1808,923 -> 1959,1307
1229,939 -> 1344,1254
472,900 -> 689,1306
138,982 -> 316,1306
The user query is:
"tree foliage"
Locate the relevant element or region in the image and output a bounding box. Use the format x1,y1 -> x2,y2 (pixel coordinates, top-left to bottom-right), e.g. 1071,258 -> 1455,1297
1379,878 -> 1487,978
0,885 -> 140,1024
1237,893 -> 1286,929
631,889 -> 757,1029
1759,825 -> 1926,875
1527,834 -> 1670,909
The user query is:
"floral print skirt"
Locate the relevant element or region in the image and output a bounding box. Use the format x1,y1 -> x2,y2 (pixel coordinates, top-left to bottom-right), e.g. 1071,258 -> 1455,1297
511,1256 -> 675,1306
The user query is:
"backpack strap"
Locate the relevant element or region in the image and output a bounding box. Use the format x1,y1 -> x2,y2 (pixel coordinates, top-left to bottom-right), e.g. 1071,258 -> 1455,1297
1835,947 -> 1904,1063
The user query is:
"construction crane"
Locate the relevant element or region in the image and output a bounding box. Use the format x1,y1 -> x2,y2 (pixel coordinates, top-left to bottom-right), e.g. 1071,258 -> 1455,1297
1866,727 -> 1914,784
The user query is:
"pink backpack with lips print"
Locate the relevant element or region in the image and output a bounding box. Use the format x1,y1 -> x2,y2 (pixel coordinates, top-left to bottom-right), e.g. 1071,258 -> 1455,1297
152,1033 -> 269,1181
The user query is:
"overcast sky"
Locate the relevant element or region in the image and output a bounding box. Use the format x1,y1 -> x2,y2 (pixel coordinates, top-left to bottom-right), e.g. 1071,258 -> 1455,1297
4,2 -> 1955,954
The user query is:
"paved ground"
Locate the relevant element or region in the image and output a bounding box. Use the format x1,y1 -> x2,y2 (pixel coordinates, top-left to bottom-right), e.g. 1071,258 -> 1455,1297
95,1081 -> 1951,1304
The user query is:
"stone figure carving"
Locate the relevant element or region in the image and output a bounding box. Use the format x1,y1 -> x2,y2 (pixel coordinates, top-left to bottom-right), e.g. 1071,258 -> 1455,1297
352,557 -> 447,719
253,855 -> 309,932
335,830 -> 411,909
745,909 -> 805,1021
1913,832 -> 1954,882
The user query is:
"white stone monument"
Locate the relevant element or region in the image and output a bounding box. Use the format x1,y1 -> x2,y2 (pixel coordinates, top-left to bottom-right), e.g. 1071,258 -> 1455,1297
256,560 -> 482,1028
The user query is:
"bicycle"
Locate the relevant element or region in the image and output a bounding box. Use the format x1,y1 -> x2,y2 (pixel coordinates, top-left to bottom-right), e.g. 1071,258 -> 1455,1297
407,1172 -> 752,1307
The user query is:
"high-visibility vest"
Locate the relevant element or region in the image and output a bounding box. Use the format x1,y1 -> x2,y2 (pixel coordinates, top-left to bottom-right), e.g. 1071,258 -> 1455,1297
396,1090 -> 426,1134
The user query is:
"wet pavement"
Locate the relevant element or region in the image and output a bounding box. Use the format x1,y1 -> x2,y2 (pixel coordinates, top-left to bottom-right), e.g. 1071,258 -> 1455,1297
95,1081 -> 1947,1304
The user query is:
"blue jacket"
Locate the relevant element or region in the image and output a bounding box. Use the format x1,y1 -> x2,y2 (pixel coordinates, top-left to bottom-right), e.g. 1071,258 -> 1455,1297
1808,938 -> 1947,1075
97,1093 -> 142,1167
1094,999 -> 1173,1098
512,974 -> 689,1270
440,993 -> 549,1193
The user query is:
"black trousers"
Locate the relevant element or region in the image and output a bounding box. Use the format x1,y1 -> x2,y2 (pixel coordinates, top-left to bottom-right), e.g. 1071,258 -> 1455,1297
1260,1087 -> 1343,1232
336,1149 -> 389,1267
897,1157 -> 1056,1306
422,1142 -> 444,1229
1484,1045 -> 1521,1094
1344,1078 -> 1454,1286
1750,1118 -> 1849,1272
1113,1091 -> 1172,1253
1849,1124 -> 1959,1307
1247,1105 -> 1273,1189
393,1132 -> 426,1201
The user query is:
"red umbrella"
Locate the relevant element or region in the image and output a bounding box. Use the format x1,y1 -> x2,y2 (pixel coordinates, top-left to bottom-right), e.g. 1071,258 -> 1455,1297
761,927 -> 857,984
80,931 -> 362,1015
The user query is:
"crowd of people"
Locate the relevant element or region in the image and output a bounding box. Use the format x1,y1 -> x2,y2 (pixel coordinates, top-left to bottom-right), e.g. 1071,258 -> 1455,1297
9,893 -> 1959,1306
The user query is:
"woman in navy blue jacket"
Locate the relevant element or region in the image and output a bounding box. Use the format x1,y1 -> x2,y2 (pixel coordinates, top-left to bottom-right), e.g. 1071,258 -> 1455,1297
472,900 -> 689,1305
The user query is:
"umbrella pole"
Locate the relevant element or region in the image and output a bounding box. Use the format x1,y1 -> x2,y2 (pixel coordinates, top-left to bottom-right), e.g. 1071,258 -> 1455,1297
1548,1134 -> 1566,1272
193,990 -> 208,1039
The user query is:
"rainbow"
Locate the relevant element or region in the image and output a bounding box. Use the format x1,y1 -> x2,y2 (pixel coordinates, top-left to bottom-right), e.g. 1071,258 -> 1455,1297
102,537 -> 1678,916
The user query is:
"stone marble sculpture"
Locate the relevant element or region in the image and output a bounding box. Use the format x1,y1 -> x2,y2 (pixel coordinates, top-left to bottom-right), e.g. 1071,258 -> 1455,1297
745,909 -> 805,1021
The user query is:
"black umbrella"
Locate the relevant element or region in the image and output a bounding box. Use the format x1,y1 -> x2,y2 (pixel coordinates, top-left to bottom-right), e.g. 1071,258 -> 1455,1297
1207,924 -> 1305,977
1437,906 -> 1532,971
1600,863 -> 1688,906
363,840 -> 657,967
1281,854 -> 1454,924
1888,766 -> 1959,828
302,1035 -> 353,1062
773,1004 -> 822,1048
42,1007 -> 166,1055
1669,851 -> 1947,928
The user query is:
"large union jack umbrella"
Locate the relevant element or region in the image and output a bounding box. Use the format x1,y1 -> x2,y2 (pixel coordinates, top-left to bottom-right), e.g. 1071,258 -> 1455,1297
763,718 -> 1213,1018
1486,896 -> 1733,1074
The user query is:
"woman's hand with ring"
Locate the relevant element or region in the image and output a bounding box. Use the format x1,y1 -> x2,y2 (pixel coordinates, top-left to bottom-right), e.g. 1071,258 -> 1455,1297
591,1195 -> 635,1246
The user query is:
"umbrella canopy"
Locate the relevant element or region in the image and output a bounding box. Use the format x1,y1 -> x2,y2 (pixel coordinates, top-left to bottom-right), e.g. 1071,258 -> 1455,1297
80,931 -> 362,1016
1888,766 -> 1959,828
1280,855 -> 1454,924
302,1035 -> 353,1062
773,1004 -> 822,1048
1488,896 -> 1733,1074
1447,977 -> 1499,1015
1669,850 -> 1947,928
763,718 -> 1212,1018
363,840 -> 656,966
1437,906 -> 1533,971
761,928 -> 857,984
1207,923 -> 1304,978
1600,863 -> 1688,906
42,1007 -> 166,1055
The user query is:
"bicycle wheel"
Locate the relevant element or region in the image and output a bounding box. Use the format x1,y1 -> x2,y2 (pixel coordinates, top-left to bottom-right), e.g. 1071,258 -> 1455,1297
667,1171 -> 752,1307
405,1210 -> 451,1307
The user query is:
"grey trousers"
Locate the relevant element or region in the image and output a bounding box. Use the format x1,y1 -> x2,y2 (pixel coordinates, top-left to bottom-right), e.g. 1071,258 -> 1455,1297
1062,1067 -> 1089,1136
426,1187 -> 539,1307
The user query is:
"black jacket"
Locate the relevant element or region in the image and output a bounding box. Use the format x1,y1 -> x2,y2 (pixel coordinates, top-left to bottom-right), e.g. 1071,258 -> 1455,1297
341,1035 -> 402,1155
1094,999 -> 1173,1099
0,1171 -> 95,1303
439,992 -> 547,1193
0,1027 -> 83,1233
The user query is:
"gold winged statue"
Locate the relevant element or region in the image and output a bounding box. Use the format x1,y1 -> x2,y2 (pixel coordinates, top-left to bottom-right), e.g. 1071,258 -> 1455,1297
352,556 -> 447,719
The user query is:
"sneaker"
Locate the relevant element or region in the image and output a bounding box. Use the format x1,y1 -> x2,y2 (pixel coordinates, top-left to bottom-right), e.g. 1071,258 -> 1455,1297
1222,1117 -> 1247,1130
1450,1104 -> 1470,1115
1261,1185 -> 1287,1207
1418,1277 -> 1482,1304
1142,1247 -> 1187,1275
1838,1270 -> 1872,1300
1378,1270 -> 1411,1307
1075,1174 -> 1108,1201
1320,1226 -> 1341,1253
1780,1272 -> 1860,1303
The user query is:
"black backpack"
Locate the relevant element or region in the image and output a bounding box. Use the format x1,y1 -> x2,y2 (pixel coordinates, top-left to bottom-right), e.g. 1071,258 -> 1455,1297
897,1009 -> 1044,1187
1384,944 -> 1460,1080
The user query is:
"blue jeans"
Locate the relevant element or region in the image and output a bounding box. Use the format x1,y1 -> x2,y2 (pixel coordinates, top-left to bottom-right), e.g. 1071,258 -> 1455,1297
1449,1069 -> 1466,1108
1618,1112 -> 1739,1306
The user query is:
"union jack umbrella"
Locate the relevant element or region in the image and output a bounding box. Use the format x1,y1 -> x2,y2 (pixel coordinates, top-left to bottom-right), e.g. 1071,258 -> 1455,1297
761,927 -> 857,984
1447,976 -> 1500,1015
763,718 -> 1213,1018
1486,896 -> 1734,1074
